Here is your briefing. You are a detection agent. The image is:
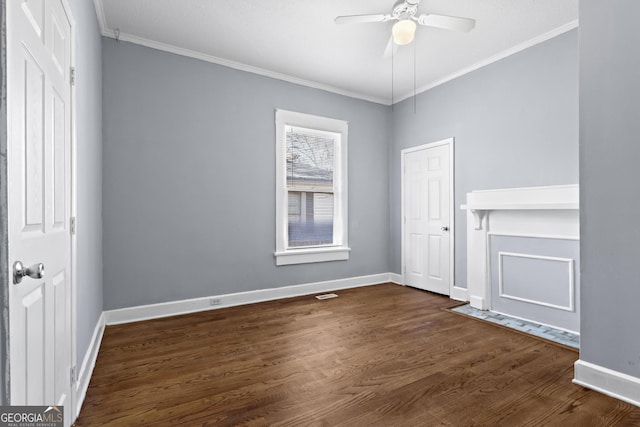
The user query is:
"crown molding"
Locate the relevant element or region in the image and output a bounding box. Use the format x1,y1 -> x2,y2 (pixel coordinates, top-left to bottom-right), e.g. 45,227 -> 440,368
93,0 -> 577,107
93,0 -> 389,105
93,0 -> 108,35
394,19 -> 579,103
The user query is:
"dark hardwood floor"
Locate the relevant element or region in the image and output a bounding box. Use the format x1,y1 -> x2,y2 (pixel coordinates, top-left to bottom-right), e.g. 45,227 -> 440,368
75,284 -> 640,426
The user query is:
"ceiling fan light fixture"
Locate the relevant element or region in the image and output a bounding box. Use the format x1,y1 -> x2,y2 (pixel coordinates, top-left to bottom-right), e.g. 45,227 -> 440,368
392,19 -> 416,45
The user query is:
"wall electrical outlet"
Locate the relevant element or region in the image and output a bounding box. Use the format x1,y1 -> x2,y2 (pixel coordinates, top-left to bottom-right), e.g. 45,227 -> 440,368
210,298 -> 221,306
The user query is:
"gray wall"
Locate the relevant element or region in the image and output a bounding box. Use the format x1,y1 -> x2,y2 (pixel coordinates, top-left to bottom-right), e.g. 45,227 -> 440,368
389,29 -> 579,287
0,0 -> 8,406
102,39 -> 391,310
67,0 -> 103,369
580,0 -> 640,377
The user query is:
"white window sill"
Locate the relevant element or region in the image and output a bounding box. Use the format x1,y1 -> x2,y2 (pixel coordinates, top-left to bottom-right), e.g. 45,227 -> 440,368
275,246 -> 351,266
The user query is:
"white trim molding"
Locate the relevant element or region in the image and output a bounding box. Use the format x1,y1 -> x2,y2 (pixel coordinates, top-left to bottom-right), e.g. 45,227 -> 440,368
450,286 -> 468,302
274,247 -> 350,266
389,273 -> 403,285
498,251 -> 575,312
75,313 -> 106,419
105,273 -> 395,325
462,184 -> 579,230
574,360 -> 640,408
489,232 -> 579,241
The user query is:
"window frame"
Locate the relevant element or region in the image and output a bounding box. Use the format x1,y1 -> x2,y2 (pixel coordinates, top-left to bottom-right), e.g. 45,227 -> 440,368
275,109 -> 349,266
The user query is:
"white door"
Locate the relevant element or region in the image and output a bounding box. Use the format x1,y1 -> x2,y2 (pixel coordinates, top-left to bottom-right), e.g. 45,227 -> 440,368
8,0 -> 73,417
402,140 -> 452,295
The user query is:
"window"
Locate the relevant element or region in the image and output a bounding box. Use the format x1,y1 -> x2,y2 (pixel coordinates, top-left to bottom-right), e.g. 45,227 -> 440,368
275,109 -> 349,265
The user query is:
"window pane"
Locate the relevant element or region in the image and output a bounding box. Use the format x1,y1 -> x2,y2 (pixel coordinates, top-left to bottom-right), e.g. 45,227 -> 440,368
288,192 -> 334,247
287,127 -> 334,190
288,192 -> 301,222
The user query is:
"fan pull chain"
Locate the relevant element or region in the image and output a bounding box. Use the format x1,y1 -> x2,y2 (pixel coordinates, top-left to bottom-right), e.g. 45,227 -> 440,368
413,40 -> 418,114
391,42 -> 395,110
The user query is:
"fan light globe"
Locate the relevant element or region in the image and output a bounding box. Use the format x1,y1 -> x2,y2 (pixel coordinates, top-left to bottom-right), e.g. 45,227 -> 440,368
392,19 -> 416,45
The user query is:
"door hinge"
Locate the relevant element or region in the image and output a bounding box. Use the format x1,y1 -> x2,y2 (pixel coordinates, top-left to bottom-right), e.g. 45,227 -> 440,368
70,216 -> 77,235
70,366 -> 78,384
70,67 -> 76,86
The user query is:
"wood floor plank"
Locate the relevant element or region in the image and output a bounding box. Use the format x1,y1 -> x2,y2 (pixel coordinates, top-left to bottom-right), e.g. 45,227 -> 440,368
75,284 -> 640,426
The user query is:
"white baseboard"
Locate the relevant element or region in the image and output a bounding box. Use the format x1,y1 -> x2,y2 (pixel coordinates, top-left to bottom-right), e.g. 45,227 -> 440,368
573,360 -> 640,408
389,273 -> 403,285
389,274 -> 467,301
450,285 -> 469,302
469,295 -> 487,310
74,312 -> 106,419
104,273 -> 395,325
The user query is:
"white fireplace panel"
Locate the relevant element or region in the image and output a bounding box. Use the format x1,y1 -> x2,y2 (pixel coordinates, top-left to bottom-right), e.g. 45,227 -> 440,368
498,252 -> 574,311
489,234 -> 580,333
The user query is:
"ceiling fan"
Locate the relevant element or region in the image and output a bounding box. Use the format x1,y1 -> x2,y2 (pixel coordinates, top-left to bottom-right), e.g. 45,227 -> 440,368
335,0 -> 476,56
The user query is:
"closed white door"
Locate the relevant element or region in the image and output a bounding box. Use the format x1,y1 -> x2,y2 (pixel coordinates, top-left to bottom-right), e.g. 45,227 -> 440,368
8,0 -> 73,417
402,141 -> 451,295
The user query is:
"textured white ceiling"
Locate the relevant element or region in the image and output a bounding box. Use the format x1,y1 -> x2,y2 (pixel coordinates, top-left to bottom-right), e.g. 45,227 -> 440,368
95,0 -> 578,105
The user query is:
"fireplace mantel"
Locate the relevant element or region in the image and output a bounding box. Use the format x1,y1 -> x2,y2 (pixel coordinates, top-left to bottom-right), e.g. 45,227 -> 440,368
461,185 -> 579,311
461,185 -> 579,230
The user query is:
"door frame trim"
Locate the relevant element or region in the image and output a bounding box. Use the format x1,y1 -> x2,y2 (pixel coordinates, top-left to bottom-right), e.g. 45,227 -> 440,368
1,0 -> 9,404
400,137 -> 455,296
63,0 -> 78,419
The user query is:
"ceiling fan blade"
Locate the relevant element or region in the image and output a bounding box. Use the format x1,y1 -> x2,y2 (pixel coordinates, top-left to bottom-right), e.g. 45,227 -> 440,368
335,14 -> 390,25
383,35 -> 398,59
416,13 -> 476,32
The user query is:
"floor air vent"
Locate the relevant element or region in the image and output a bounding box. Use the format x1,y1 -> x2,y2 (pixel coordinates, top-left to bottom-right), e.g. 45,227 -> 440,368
315,293 -> 338,300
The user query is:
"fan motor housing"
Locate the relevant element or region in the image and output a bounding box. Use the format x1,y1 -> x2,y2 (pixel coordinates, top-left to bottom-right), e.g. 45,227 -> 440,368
393,0 -> 420,20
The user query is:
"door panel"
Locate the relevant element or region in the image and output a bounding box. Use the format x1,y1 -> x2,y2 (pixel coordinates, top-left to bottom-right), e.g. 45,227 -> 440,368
405,154 -> 428,287
409,233 -> 424,276
428,235 -> 442,279
52,91 -> 66,226
428,178 -> 441,220
24,53 -> 46,228
403,142 -> 451,295
53,269 -> 69,405
21,0 -> 45,38
22,284 -> 46,403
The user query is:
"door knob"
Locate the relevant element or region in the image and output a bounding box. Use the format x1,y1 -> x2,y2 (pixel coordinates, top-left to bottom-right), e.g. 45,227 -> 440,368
13,261 -> 45,284
441,226 -> 449,232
